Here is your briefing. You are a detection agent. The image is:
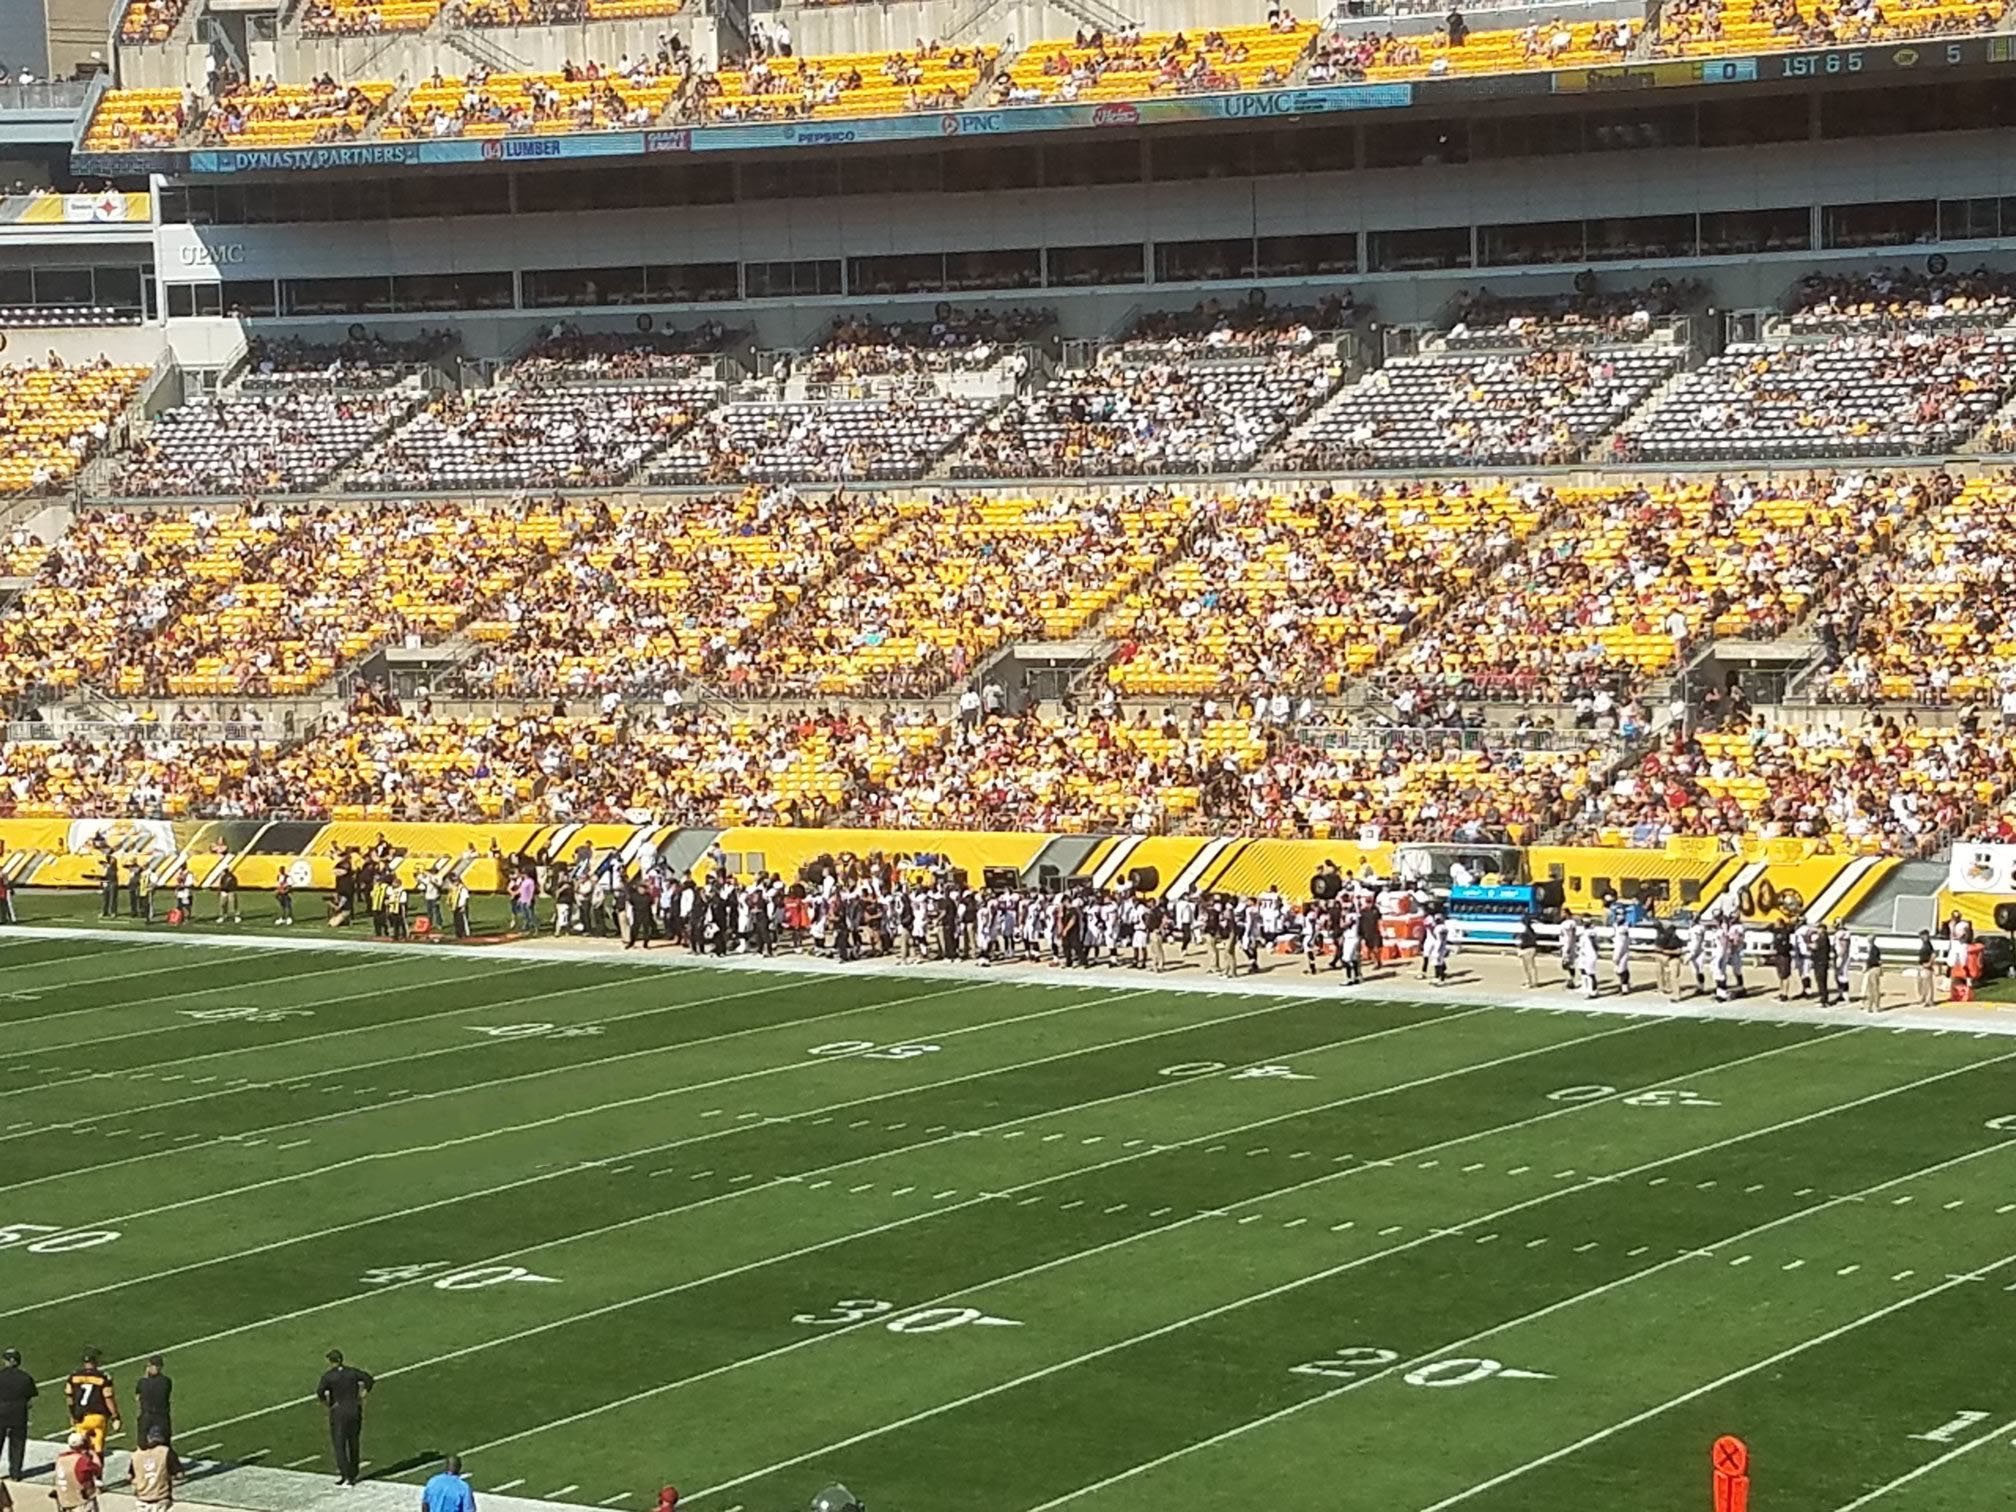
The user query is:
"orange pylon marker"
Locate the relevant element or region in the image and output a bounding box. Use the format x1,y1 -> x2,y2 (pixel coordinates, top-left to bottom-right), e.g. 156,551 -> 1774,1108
1712,1435 -> 1750,1512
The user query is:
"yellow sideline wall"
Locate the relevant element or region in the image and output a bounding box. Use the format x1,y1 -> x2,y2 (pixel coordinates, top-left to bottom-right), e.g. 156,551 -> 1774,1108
0,818 -> 1942,925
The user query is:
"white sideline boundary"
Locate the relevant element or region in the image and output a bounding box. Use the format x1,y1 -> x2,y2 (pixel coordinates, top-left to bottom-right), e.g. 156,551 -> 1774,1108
9,1439 -> 576,1512
5,920 -> 2016,1037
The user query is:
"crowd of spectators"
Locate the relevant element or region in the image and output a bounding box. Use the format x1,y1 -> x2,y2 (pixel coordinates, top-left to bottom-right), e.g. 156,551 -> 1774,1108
80,88 -> 189,150
651,397 -> 993,483
0,501 -> 594,704
0,357 -> 148,498
1378,471 -> 1932,709
197,75 -> 390,147
118,0 -> 188,41
953,347 -> 1339,478
452,488 -> 888,701
240,331 -> 461,392
1785,266 -> 2016,333
725,489 -> 1191,697
205,704 -> 908,825
106,390 -> 415,496
340,381 -> 713,491
1617,331 -> 2016,461
1651,0 -> 2002,59
1442,281 -> 1703,349
1309,14 -> 1630,81
992,20 -> 1312,103
1282,346 -> 1677,469
685,43 -> 992,123
854,707 -> 1610,839
802,308 -> 1053,384
509,323 -> 737,383
1100,481 -> 1557,702
1813,472 -> 2015,706
1584,712 -> 2016,854
388,54 -> 687,138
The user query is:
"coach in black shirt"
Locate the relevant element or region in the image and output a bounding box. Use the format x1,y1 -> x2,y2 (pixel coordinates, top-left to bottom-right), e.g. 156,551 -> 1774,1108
135,1355 -> 172,1447
316,1350 -> 374,1486
0,1347 -> 35,1480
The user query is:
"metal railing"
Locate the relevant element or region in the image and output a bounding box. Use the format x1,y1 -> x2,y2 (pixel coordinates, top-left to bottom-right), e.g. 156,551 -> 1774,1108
0,81 -> 94,113
2,717 -> 289,745
1309,723 -> 1624,754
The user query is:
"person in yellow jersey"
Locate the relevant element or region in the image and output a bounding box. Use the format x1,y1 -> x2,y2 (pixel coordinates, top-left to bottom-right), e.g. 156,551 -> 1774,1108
64,1351 -> 118,1455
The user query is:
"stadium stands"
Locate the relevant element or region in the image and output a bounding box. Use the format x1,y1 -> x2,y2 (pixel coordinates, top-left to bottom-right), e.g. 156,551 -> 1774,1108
1442,281 -> 1705,350
117,0 -> 187,42
301,0 -> 443,35
0,359 -> 149,498
0,501 -> 593,704
1586,715 -> 2016,854
1282,345 -> 1678,470
1377,473 -> 1930,708
453,488 -> 890,701
1649,0 -> 2002,58
341,381 -> 713,491
241,332 -> 461,390
1101,482 -> 1566,700
804,308 -> 1053,384
80,87 -> 188,150
388,60 -> 686,138
107,390 -> 418,497
651,397 -> 993,483
993,22 -> 1312,103
1617,333 -> 2016,462
198,77 -> 394,147
1814,473 -> 2015,705
1310,15 -> 1631,83
230,706 -> 909,824
726,489 -> 1192,697
690,44 -> 994,122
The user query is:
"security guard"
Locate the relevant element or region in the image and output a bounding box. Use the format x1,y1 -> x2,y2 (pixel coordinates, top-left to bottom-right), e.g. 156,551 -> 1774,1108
0,1346 -> 35,1480
134,1356 -> 172,1448
316,1350 -> 373,1486
64,1351 -> 118,1455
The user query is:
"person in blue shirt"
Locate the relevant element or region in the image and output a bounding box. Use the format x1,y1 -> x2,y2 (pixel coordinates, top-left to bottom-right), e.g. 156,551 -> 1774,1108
421,1456 -> 476,1512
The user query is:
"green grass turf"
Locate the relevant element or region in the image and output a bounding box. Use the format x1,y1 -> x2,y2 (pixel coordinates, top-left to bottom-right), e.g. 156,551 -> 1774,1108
4,901 -> 2016,1512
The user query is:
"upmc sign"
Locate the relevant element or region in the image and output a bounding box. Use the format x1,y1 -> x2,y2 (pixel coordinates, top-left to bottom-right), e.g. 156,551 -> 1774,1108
1218,89 -> 1346,118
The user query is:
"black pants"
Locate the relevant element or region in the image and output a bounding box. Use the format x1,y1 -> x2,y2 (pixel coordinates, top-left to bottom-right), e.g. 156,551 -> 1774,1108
329,1412 -> 362,1481
2,1420 -> 25,1480
138,1414 -> 171,1449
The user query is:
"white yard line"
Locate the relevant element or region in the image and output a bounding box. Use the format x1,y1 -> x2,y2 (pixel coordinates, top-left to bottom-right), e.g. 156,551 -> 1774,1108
1,948 -> 285,1021
1412,1258 -> 2016,1512
0,973 -> 1014,1245
677,1044 -> 2016,1503
76,999 -> 1500,1376
1826,1417 -> 2016,1511
3,921 -> 2009,1037
1021,1136 -> 2016,1510
0,956 -> 439,1064
0,972 -> 993,1191
456,1026 -> 1885,1472
168,1014 -> 1669,1436
13,984 -> 1347,1327
0,959 -> 542,1104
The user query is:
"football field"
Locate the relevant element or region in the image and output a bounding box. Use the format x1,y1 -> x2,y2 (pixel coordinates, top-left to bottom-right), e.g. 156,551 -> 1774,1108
4,926 -> 2016,1512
